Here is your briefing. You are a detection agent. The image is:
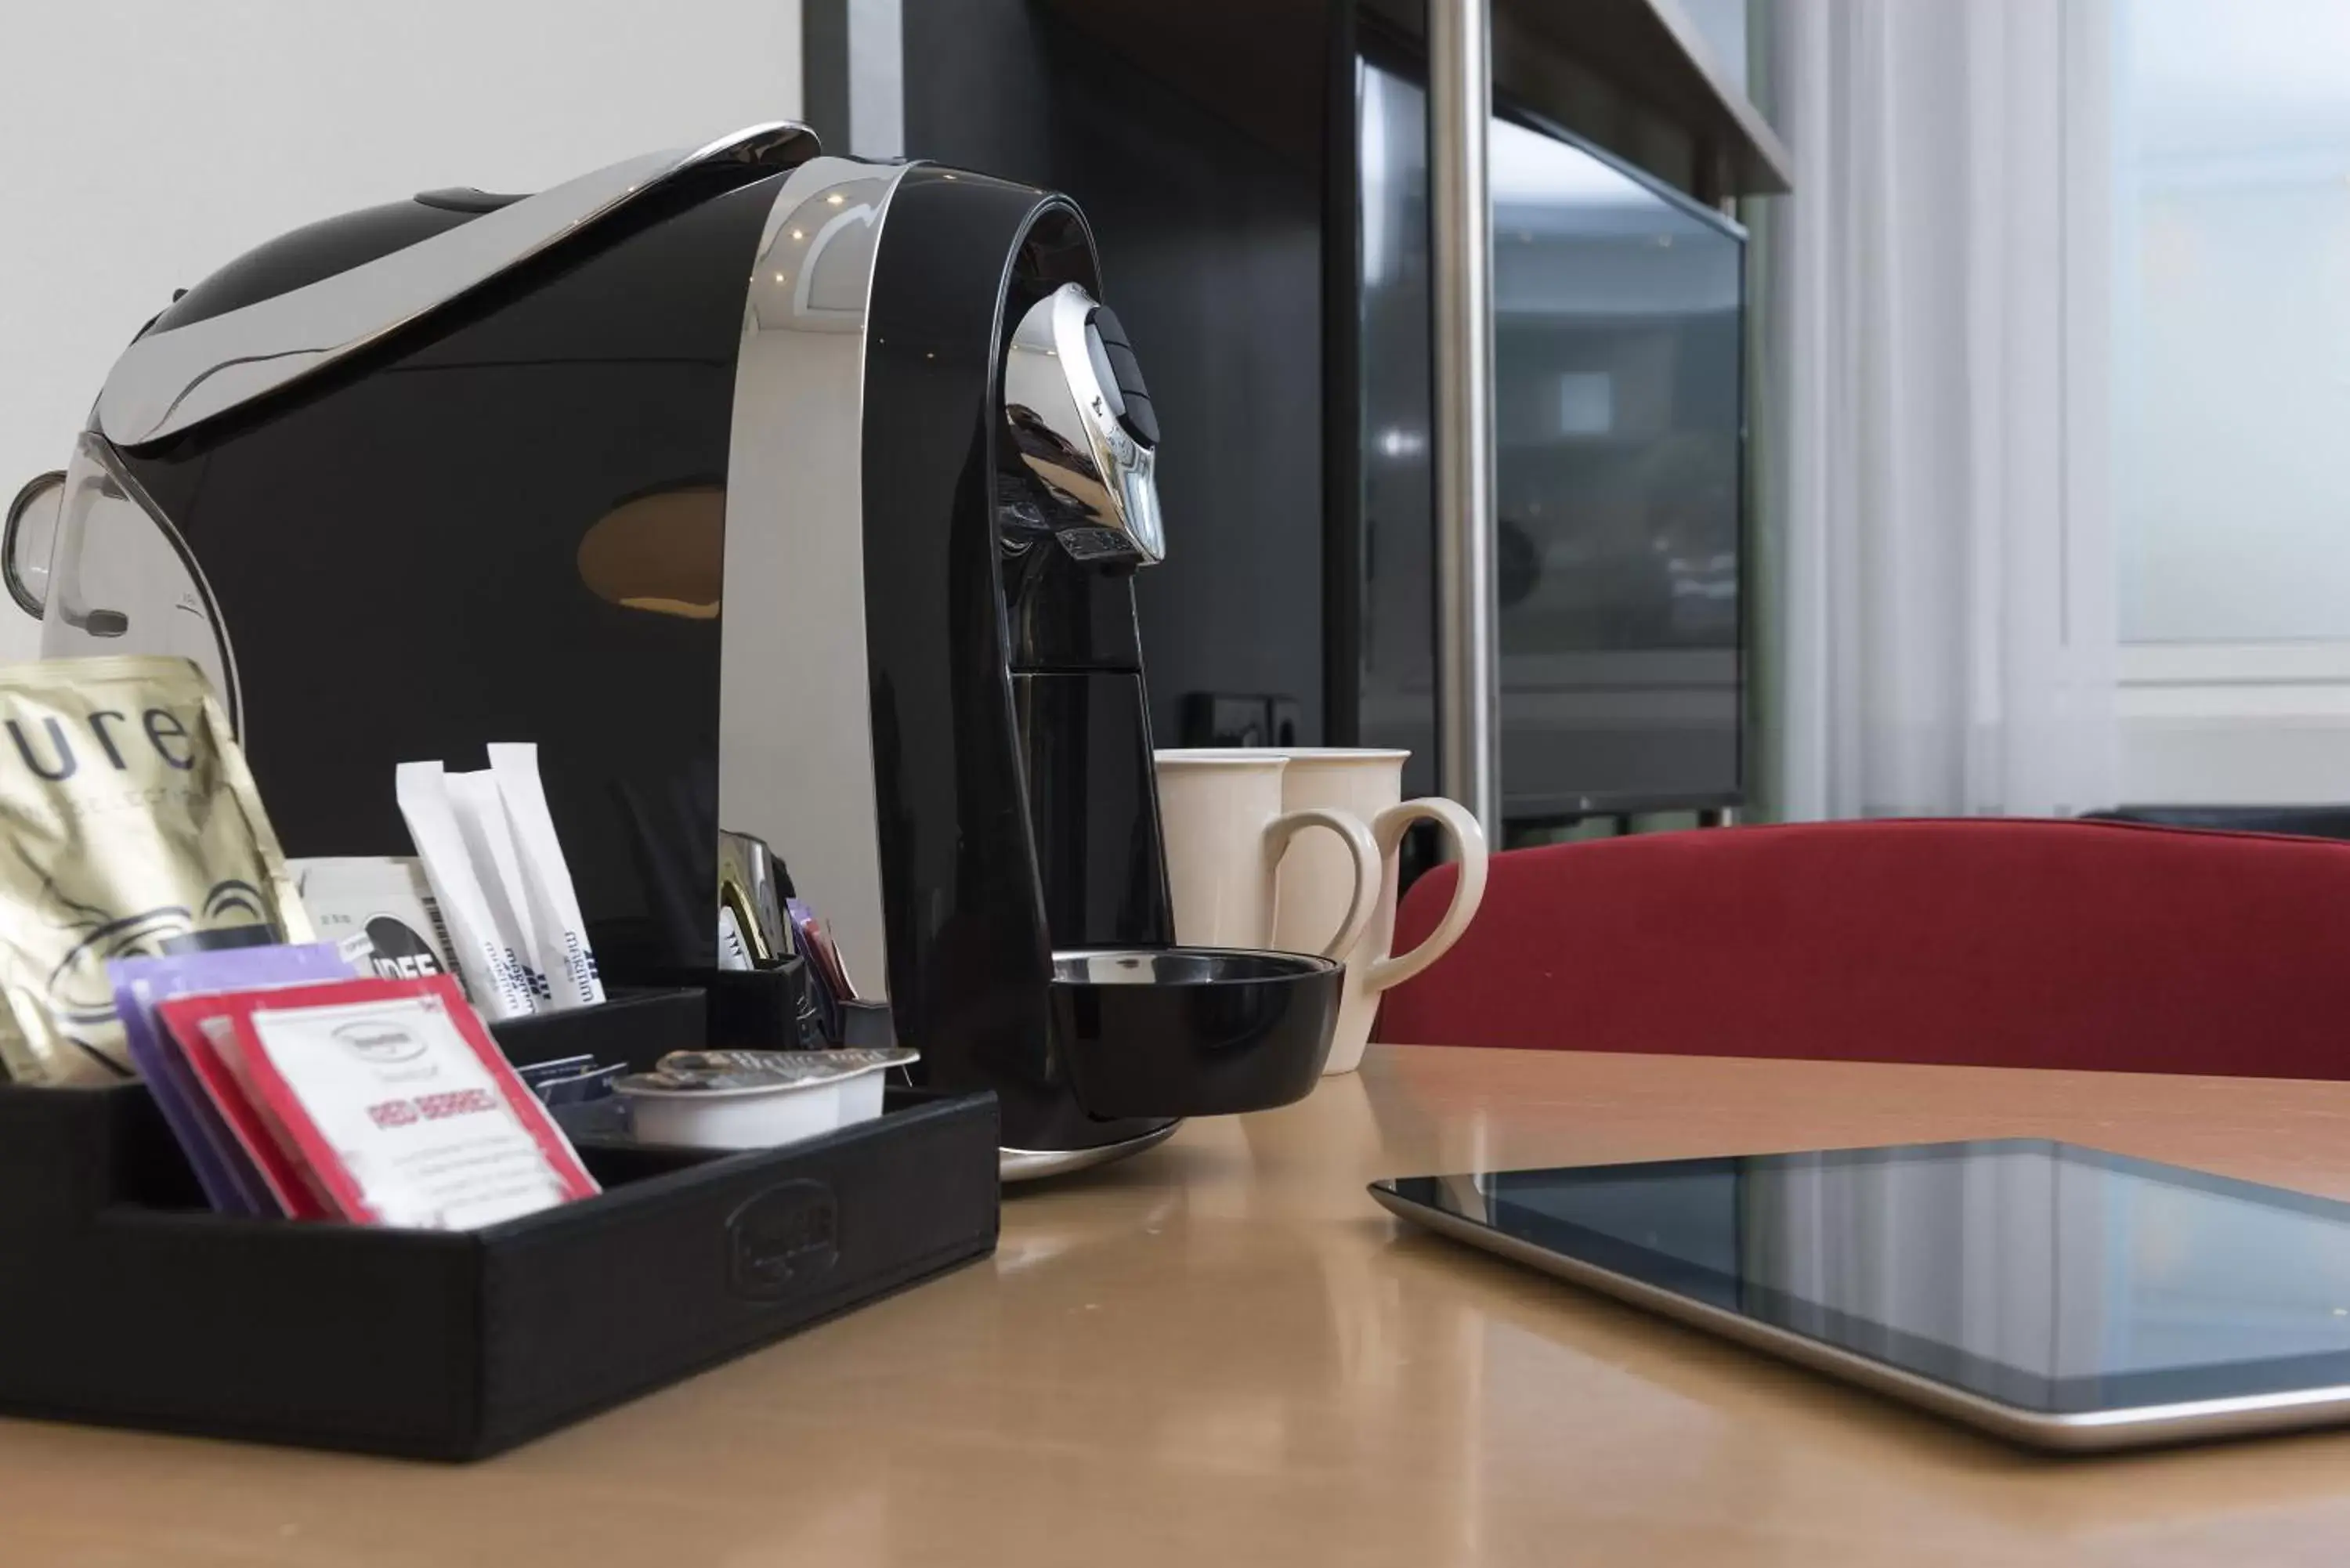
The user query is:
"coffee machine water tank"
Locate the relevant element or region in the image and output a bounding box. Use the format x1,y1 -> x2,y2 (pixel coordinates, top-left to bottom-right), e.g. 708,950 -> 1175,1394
26,125 -> 1341,1174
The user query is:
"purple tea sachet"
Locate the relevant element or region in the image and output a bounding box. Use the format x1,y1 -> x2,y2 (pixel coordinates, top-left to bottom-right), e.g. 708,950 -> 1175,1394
110,942 -> 359,1216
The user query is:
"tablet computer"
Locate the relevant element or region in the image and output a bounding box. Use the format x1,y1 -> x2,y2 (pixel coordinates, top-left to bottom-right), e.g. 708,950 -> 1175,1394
1372,1139 -> 2350,1450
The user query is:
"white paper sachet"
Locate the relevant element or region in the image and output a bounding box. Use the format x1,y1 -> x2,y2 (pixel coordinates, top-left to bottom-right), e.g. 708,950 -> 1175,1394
486,742 -> 606,1010
395,762 -> 539,1019
446,769 -> 551,1010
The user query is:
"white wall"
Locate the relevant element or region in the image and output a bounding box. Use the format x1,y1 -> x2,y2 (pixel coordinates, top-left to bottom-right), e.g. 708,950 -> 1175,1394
0,0 -> 801,657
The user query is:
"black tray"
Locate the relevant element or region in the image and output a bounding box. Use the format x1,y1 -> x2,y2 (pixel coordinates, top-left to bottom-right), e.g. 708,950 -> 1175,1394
617,963 -> 826,1049
489,985 -> 713,1070
0,992 -> 1000,1459
610,965 -> 896,1051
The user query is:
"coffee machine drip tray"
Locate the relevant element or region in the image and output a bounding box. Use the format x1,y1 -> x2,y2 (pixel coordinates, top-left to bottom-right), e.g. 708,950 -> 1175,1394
1000,1122 -> 1182,1182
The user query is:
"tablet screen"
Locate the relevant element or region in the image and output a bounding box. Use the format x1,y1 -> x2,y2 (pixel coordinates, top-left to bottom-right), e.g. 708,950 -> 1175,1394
1378,1140 -> 2350,1413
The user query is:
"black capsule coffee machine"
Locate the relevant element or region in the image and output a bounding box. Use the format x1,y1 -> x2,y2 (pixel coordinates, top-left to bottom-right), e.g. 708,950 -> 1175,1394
21,124 -> 1342,1176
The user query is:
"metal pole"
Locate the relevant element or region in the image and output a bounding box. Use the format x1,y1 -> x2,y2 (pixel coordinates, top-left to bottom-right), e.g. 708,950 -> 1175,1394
1429,0 -> 1500,836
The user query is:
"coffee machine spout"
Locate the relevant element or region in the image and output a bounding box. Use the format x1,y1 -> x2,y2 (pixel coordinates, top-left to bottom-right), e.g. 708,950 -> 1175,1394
1000,284 -> 1164,565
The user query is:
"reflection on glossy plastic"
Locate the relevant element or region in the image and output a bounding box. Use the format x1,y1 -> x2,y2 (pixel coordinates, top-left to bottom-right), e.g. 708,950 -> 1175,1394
3,470 -> 64,619
38,434 -> 239,732
577,487 -> 724,619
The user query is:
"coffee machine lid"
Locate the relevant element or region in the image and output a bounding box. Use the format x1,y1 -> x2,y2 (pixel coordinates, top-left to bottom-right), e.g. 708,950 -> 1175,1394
94,122 -> 819,449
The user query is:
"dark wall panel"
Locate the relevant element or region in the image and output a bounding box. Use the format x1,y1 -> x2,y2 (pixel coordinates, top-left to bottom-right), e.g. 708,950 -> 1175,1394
903,0 -> 1332,743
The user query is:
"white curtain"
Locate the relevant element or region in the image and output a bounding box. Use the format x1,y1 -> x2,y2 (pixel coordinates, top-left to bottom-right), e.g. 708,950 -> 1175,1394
1765,0 -> 2117,819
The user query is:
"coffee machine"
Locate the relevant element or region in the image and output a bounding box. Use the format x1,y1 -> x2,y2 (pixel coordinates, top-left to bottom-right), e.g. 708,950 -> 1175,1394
24,124 -> 1340,1175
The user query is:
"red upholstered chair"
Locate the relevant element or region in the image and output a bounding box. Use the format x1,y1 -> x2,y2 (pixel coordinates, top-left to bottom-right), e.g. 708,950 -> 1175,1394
1376,818 -> 2350,1079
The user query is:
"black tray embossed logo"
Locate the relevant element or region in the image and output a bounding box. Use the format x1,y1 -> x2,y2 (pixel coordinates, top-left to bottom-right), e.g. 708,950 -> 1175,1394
726,1179 -> 840,1300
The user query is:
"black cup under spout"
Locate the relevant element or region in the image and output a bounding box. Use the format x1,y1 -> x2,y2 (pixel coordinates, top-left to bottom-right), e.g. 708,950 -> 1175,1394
1050,949 -> 1344,1120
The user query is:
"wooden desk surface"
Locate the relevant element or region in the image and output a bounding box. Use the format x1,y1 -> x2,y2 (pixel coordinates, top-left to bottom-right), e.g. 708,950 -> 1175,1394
10,1046 -> 2350,1566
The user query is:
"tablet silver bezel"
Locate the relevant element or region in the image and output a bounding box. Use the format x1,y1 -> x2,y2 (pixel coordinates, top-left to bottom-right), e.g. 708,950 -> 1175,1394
1370,1180 -> 2350,1451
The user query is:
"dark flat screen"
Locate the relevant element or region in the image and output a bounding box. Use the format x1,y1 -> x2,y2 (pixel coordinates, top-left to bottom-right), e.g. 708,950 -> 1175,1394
1357,59 -> 1744,814
1379,1140 -> 2350,1413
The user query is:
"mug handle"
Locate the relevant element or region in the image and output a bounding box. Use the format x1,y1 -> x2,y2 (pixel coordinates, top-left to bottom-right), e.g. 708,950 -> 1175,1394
1263,807 -> 1380,959
1361,797 -> 1487,992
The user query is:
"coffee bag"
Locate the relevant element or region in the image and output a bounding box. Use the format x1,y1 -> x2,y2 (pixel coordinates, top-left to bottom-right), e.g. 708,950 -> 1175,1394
0,656 -> 311,1084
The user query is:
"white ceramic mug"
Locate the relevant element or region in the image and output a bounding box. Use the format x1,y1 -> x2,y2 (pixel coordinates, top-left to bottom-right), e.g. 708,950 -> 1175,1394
1152,751 -> 1379,959
1264,750 -> 1487,1075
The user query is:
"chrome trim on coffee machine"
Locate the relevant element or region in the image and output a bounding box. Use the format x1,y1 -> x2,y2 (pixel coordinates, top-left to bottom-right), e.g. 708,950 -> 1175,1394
718,156 -> 909,1003
96,122 -> 820,447
1001,283 -> 1163,565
